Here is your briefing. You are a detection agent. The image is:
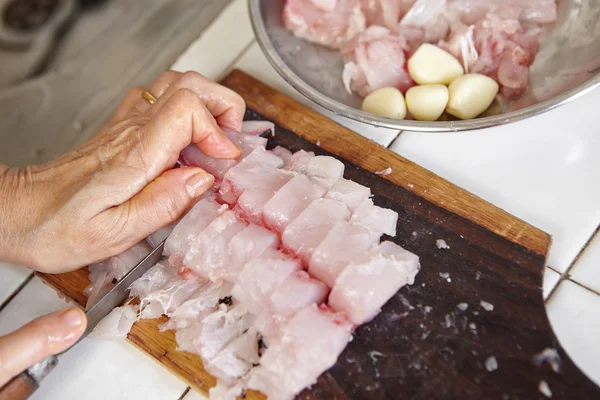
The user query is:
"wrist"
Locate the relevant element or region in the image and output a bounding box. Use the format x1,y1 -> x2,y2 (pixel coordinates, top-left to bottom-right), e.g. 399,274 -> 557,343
0,166 -> 36,266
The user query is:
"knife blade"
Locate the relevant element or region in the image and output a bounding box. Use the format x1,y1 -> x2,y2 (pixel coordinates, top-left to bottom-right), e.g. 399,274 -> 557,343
0,240 -> 165,400
82,240 -> 165,334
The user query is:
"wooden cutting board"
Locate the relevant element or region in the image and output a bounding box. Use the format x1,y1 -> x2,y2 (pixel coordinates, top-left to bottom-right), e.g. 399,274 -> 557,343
38,69 -> 600,399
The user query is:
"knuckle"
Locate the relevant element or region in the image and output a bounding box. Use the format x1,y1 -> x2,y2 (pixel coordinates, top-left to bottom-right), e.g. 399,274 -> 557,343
161,70 -> 182,82
171,88 -> 201,109
180,71 -> 206,87
232,92 -> 246,109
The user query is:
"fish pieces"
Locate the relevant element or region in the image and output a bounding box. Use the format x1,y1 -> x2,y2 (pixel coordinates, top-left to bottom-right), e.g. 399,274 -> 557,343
164,196 -> 221,262
309,220 -> 381,287
219,148 -> 287,204
324,178 -> 371,211
184,210 -> 247,280
263,174 -> 327,233
232,248 -> 302,315
328,240 -> 420,325
350,198 -> 398,236
283,0 -> 367,49
306,155 -> 345,190
282,198 -> 351,264
248,304 -> 353,400
218,224 -> 280,282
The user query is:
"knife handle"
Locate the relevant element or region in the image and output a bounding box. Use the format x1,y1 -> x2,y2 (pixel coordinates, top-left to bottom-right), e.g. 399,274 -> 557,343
0,355 -> 58,400
0,372 -> 38,400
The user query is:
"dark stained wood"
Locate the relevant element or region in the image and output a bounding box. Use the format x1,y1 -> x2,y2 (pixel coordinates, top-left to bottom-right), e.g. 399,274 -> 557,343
0,372 -> 38,400
38,69 -> 599,399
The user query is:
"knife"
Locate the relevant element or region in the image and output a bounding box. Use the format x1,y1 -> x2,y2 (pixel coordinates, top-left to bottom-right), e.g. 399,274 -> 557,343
0,240 -> 165,400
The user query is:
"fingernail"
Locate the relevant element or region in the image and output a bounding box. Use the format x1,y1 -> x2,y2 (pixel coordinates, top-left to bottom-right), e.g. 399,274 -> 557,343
60,307 -> 85,328
186,171 -> 215,198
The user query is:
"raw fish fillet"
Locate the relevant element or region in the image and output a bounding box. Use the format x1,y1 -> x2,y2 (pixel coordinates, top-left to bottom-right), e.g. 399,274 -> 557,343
216,224 -> 280,282
306,155 -> 345,190
219,148 -> 285,204
176,304 -> 254,361
283,0 -> 367,49
86,241 -> 152,307
89,304 -> 138,340
397,0 -> 449,45
271,146 -> 293,167
184,210 -> 247,280
137,274 -> 205,320
232,168 -> 294,224
361,0 -> 416,28
92,131 -> 427,400
285,150 -> 315,173
350,198 -> 398,236
164,196 -> 221,263
328,240 -> 419,324
129,259 -> 179,299
440,0 -> 556,96
241,120 -> 276,136
209,380 -> 246,400
88,241 -> 152,282
325,178 -> 371,211
248,304 -> 353,400
342,25 -> 414,97
449,0 -> 557,25
256,270 -> 330,344
206,327 -> 260,382
282,198 -> 351,263
311,0 -> 337,12
146,221 -> 176,248
161,281 -> 234,331
284,0 -> 556,99
232,248 -> 302,315
263,174 -> 327,233
269,271 -> 329,320
180,144 -> 236,181
180,129 -> 267,181
309,220 -> 381,287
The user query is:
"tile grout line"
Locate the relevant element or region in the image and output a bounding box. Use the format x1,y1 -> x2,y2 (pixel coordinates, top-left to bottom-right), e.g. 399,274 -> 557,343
0,273 -> 34,313
218,38 -> 256,82
568,277 -> 600,297
562,223 -> 600,278
387,130 -> 404,149
546,265 -> 561,274
544,224 -> 600,303
176,386 -> 191,400
545,275 -> 564,303
545,273 -> 600,305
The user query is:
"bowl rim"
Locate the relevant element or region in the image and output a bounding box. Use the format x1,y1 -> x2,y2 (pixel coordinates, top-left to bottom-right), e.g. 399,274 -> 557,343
248,0 -> 600,133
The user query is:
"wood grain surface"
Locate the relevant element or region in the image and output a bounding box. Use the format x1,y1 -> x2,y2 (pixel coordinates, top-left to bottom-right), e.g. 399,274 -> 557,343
38,69 -> 599,399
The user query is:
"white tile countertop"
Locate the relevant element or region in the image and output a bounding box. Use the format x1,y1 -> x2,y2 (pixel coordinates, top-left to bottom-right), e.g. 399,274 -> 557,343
1,0 -> 599,398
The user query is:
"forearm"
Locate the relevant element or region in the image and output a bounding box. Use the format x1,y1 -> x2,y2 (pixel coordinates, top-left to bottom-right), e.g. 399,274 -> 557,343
0,165 -> 35,265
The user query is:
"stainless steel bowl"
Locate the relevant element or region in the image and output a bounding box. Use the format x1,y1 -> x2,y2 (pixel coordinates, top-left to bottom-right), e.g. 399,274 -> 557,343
249,0 -> 600,132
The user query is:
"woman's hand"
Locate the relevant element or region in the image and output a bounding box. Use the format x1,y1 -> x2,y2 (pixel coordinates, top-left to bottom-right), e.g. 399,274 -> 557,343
0,307 -> 87,387
0,70 -> 245,273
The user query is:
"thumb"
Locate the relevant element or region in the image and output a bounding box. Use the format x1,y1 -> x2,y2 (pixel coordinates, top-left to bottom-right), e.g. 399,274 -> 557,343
115,166 -> 214,242
0,307 -> 86,386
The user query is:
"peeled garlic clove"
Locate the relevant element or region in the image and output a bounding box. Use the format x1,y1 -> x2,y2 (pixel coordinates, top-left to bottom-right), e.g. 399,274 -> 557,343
446,74 -> 499,120
405,85 -> 449,121
361,87 -> 407,120
408,43 -> 464,85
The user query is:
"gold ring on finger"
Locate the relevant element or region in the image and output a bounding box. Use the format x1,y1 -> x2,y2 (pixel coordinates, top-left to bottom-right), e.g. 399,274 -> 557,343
142,90 -> 157,105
